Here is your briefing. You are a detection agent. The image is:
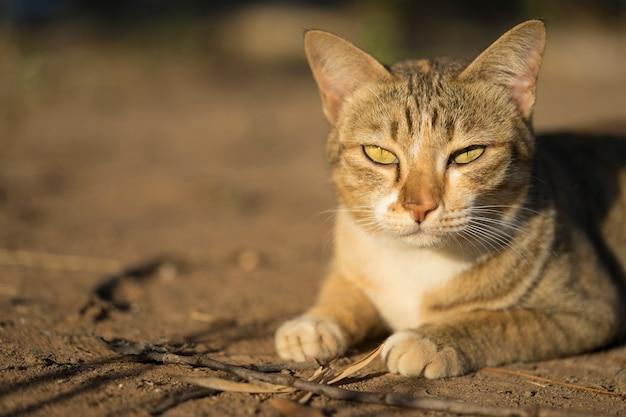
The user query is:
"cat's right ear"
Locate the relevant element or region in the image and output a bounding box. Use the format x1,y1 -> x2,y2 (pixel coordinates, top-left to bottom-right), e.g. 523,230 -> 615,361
304,30 -> 391,124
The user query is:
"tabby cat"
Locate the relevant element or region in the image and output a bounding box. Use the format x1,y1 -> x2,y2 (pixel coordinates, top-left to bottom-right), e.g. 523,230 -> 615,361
275,20 -> 626,378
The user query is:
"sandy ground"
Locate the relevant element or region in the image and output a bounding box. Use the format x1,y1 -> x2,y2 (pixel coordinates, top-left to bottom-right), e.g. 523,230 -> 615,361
0,20 -> 625,417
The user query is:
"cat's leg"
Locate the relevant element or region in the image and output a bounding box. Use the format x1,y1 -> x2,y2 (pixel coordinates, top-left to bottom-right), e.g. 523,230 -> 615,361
275,271 -> 382,362
382,307 -> 617,378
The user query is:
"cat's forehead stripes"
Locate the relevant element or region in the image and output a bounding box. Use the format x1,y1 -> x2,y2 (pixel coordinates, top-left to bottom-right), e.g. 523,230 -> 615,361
384,72 -> 457,158
367,122 -> 382,132
345,60 -> 514,157
390,120 -> 399,142
404,106 -> 414,137
431,107 -> 439,129
445,116 -> 456,140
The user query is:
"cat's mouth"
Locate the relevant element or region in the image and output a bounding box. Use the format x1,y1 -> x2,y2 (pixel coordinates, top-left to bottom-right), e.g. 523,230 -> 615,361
381,221 -> 468,248
397,228 -> 423,237
379,224 -> 443,247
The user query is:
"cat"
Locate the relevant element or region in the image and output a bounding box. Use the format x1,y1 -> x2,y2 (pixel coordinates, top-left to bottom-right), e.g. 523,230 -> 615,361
275,20 -> 626,378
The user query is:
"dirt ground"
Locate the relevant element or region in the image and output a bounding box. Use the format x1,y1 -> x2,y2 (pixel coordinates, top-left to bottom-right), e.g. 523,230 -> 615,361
0,20 -> 625,417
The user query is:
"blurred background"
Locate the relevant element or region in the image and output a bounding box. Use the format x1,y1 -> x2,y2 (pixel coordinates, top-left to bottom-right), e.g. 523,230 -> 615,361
0,0 -> 625,300
0,2 -> 625,415
0,0 -> 624,232
1,0 -> 625,254
1,0 -> 626,312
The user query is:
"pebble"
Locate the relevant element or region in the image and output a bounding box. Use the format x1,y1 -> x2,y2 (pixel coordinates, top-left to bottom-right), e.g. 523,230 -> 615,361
237,250 -> 261,272
158,262 -> 179,281
23,354 -> 39,366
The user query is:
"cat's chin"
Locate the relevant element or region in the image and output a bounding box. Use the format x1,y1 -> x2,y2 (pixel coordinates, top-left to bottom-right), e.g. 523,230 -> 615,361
398,233 -> 446,248
383,229 -> 450,248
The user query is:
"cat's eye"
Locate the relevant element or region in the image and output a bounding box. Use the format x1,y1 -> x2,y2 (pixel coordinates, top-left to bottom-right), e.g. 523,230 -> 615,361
450,146 -> 485,165
363,145 -> 398,165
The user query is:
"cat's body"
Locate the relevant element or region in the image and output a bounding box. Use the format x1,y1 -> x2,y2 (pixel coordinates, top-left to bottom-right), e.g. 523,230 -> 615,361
275,21 -> 626,377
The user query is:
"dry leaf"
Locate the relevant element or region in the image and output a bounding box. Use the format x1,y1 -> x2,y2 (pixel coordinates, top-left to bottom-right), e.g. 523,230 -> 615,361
297,391 -> 314,405
327,344 -> 383,384
269,398 -> 328,417
308,366 -> 325,382
183,376 -> 293,393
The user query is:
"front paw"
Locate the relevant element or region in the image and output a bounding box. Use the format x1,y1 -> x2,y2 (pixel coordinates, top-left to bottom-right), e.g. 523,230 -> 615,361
382,330 -> 467,378
275,315 -> 348,362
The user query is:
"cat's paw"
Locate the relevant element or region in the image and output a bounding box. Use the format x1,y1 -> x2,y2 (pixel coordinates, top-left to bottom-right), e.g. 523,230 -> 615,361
382,330 -> 467,378
275,315 -> 348,362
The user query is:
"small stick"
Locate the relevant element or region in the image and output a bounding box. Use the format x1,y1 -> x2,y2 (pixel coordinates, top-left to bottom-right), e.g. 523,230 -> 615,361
248,362 -> 319,373
483,367 -> 624,398
104,339 -> 598,417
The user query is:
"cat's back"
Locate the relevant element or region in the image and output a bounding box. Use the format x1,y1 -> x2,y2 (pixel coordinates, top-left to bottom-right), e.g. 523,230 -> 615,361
535,132 -> 626,273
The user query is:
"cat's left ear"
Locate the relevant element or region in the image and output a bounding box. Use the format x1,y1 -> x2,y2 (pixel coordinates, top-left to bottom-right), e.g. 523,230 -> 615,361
459,20 -> 546,119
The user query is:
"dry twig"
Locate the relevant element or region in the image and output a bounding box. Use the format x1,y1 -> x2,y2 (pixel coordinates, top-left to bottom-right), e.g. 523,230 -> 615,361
103,338 -> 600,417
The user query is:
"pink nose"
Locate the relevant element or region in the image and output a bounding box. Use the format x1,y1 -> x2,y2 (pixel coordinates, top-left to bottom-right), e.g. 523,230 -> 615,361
403,199 -> 438,223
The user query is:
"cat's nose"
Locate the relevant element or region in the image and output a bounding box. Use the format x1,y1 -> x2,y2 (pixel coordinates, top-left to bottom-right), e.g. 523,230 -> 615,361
403,199 -> 438,223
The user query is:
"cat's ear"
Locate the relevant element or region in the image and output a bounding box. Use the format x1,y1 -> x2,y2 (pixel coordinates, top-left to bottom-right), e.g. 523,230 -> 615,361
459,20 -> 546,119
304,30 -> 391,124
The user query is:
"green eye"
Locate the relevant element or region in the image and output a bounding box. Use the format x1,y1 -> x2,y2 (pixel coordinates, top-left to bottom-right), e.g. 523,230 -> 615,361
451,146 -> 485,165
363,145 -> 398,165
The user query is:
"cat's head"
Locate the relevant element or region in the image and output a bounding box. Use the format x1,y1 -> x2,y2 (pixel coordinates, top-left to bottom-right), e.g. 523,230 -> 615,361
306,21 -> 546,248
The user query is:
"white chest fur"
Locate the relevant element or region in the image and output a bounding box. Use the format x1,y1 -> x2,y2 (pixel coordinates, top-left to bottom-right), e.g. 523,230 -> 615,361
335,212 -> 472,330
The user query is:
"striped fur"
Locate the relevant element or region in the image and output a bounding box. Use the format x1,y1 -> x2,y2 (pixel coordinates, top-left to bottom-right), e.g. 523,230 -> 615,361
275,20 -> 626,377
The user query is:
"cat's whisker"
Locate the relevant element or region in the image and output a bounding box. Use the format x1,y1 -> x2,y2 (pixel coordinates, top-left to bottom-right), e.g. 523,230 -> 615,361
469,216 -> 530,236
454,227 -> 487,257
469,208 -> 533,223
459,228 -> 496,258
452,232 -> 473,259
467,222 -> 532,263
343,209 -> 376,214
467,220 -> 515,245
463,224 -> 507,256
471,205 -> 541,215
314,207 -> 376,224
469,215 -> 551,255
313,212 -> 340,226
467,221 -> 524,255
322,229 -> 334,252
350,217 -> 385,232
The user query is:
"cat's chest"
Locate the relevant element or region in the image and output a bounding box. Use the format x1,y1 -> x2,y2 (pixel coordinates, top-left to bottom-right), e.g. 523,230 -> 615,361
360,245 -> 469,330
336,216 -> 471,330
